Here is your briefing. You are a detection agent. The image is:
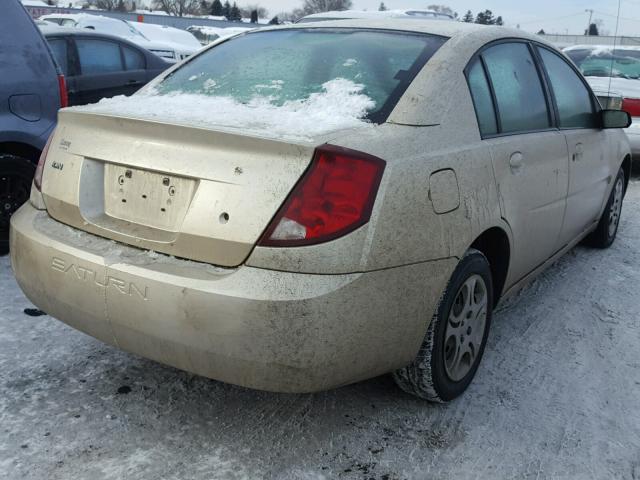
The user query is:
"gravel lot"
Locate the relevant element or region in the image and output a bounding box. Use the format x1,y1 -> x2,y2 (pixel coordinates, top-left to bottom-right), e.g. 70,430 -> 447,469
1,179 -> 639,480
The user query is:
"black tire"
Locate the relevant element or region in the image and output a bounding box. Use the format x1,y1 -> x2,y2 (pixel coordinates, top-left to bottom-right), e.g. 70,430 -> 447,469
584,167 -> 626,249
0,155 -> 36,255
393,249 -> 494,402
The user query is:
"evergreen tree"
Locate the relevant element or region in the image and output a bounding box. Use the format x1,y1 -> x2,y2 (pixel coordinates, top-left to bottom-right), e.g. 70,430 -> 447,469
250,9 -> 258,23
462,10 -> 473,22
378,2 -> 386,11
116,0 -> 126,11
268,15 -> 279,24
222,0 -> 231,18
229,1 -> 242,21
495,16 -> 503,26
587,23 -> 599,36
210,0 -> 223,15
199,0 -> 209,14
475,10 -> 495,25
131,1 -> 136,10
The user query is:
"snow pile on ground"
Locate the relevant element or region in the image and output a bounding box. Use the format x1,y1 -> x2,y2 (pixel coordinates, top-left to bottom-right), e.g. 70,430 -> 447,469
71,78 -> 376,142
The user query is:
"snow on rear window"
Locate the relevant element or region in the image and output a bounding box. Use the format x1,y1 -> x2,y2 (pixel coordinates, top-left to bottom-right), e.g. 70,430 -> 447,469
157,29 -> 445,123
73,78 -> 376,141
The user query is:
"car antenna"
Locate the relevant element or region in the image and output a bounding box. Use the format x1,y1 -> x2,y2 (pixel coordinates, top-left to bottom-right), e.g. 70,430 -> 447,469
607,0 -> 622,99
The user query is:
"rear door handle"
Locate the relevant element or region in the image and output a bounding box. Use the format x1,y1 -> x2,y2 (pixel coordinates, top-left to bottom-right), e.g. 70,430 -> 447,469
127,79 -> 141,85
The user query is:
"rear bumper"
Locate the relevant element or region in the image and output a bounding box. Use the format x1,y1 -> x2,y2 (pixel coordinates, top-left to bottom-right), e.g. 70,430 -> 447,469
10,203 -> 454,393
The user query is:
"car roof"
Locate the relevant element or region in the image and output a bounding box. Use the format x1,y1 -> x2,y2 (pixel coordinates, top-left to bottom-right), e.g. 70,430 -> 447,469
40,24 -> 148,49
565,44 -> 640,52
257,18 -> 547,48
299,9 -> 454,21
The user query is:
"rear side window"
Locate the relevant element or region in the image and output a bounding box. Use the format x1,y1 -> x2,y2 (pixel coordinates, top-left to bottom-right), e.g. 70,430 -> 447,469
47,38 -> 68,76
467,59 -> 498,136
482,43 -> 551,134
123,45 -> 145,70
538,48 -> 597,129
156,29 -> 447,123
76,39 -> 123,74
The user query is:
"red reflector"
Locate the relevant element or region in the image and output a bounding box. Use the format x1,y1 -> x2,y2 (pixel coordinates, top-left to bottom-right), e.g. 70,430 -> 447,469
622,97 -> 640,117
34,131 -> 55,191
58,74 -> 68,108
259,145 -> 385,247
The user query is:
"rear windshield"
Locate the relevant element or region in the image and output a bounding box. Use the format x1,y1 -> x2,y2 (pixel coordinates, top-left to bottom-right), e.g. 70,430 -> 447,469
156,29 -> 446,123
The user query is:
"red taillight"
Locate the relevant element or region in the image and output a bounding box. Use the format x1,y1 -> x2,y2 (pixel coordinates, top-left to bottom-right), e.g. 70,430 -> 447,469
34,131 -> 55,191
58,74 -> 68,108
259,145 -> 385,247
622,98 -> 640,117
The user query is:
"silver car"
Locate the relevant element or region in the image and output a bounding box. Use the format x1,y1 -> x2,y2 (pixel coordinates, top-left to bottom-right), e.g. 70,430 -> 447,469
10,20 -> 631,402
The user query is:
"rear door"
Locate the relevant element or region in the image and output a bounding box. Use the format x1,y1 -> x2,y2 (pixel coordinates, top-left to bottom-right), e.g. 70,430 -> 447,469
467,42 -> 570,284
73,37 -> 131,105
120,44 -> 148,95
46,35 -> 82,106
536,46 -> 610,244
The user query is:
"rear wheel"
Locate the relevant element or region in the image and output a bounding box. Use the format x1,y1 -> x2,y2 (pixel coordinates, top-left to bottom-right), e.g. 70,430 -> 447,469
393,249 -> 493,402
0,155 -> 35,255
584,167 -> 625,249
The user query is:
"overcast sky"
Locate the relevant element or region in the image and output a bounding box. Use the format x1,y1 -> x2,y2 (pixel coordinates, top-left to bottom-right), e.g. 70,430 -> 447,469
259,0 -> 640,36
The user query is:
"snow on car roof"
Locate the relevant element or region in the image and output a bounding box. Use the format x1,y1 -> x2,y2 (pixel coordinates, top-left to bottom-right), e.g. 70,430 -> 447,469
299,9 -> 454,22
260,18 -> 544,49
128,22 -> 201,49
566,44 -> 640,51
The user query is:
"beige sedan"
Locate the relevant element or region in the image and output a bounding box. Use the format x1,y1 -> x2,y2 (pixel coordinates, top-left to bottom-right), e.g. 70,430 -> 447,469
10,20 -> 631,402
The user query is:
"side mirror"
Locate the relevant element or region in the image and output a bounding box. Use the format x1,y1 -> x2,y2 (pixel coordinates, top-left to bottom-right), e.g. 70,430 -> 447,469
601,109 -> 631,129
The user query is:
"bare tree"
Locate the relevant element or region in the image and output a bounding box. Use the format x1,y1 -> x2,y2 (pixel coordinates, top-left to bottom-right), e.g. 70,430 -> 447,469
427,4 -> 457,19
300,0 -> 352,15
427,4 -> 454,15
87,0 -> 119,9
152,0 -> 201,16
240,4 -> 268,19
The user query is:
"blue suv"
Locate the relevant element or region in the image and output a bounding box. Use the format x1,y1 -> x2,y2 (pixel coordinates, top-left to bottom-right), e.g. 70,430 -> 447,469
1,1 -> 66,253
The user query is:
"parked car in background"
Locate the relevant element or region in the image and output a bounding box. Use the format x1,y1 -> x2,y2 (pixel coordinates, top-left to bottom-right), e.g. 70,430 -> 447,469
565,45 -> 640,157
127,22 -> 201,60
296,9 -> 455,23
187,25 -> 252,45
11,20 -> 631,402
40,13 -> 186,62
40,26 -> 170,106
0,0 -> 65,254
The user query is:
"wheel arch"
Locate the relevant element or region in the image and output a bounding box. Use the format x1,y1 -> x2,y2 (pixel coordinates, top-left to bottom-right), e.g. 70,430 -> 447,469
0,142 -> 41,164
470,227 -> 510,307
621,154 -> 631,193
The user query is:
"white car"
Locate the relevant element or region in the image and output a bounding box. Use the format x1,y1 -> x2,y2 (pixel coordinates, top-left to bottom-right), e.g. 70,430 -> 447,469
187,25 -> 253,45
297,9 -> 455,23
40,14 -> 184,62
565,45 -> 640,157
127,22 -> 202,61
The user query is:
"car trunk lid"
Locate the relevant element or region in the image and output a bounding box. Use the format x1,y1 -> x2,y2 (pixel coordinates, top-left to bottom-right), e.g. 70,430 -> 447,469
40,109 -> 317,266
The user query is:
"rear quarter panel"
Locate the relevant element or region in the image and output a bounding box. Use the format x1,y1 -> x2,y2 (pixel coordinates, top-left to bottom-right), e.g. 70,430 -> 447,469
249,28 -> 517,275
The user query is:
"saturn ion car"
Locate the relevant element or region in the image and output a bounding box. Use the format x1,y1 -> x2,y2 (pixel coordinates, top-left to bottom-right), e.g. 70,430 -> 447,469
10,20 -> 631,402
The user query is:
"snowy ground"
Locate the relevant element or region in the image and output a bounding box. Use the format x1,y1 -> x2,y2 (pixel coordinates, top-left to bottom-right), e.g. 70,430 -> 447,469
1,180 -> 639,480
